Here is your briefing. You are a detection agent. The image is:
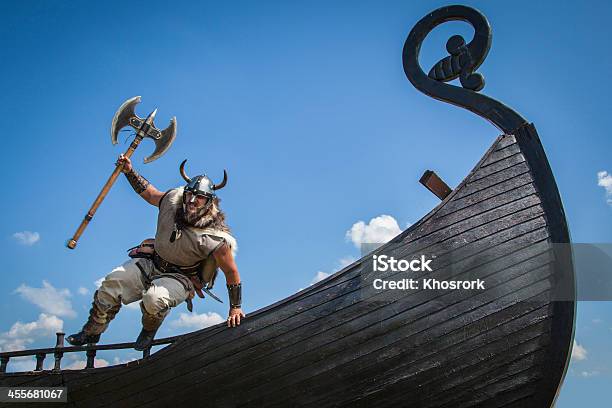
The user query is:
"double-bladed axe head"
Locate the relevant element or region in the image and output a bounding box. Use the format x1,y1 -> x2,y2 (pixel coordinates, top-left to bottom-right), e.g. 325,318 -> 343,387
110,96 -> 177,163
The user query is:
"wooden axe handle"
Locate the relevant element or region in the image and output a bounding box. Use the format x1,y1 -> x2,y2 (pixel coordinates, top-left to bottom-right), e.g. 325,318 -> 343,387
67,136 -> 143,249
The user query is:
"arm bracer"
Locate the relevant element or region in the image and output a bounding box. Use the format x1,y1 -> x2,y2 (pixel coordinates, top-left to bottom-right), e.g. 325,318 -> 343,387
227,283 -> 242,309
125,169 -> 150,194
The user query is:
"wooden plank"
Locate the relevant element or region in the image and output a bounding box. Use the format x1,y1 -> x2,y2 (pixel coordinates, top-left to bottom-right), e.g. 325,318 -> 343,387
455,162 -> 531,199
414,191 -> 540,239
461,162 -> 530,198
482,143 -> 522,167
494,134 -> 517,151
469,152 -> 526,183
436,174 -> 535,218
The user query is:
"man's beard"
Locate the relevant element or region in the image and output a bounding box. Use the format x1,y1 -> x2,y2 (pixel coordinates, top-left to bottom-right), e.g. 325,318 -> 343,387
181,204 -> 214,228
175,196 -> 230,233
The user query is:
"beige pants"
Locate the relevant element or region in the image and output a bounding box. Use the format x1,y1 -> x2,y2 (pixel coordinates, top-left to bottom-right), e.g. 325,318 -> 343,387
96,258 -> 190,321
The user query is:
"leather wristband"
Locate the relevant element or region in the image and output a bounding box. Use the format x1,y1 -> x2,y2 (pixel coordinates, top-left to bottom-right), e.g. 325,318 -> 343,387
227,283 -> 242,309
125,169 -> 150,194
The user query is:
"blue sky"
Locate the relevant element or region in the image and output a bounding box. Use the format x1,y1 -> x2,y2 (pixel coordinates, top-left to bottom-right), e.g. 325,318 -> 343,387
0,0 -> 610,404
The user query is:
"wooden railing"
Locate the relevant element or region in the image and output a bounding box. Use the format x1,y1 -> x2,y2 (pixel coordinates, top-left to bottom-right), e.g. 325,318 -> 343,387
0,332 -> 180,373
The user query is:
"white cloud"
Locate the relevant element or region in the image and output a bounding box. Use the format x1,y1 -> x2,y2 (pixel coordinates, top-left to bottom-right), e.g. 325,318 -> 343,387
62,353 -> 138,370
63,358 -> 110,370
14,281 -> 76,318
310,271 -> 330,285
580,370 -> 599,378
597,171 -> 612,205
169,312 -> 224,330
571,340 -> 588,361
345,214 -> 402,250
309,256 -> 356,287
6,356 -> 36,372
77,287 -> 90,296
0,313 -> 64,352
592,318 -> 603,324
338,257 -> 356,269
112,356 -> 138,365
3,356 -> 56,373
306,215 -> 402,291
94,277 -> 105,288
12,231 -> 40,246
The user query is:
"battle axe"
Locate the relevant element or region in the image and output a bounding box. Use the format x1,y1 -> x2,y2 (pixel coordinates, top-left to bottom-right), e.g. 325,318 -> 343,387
67,96 -> 177,249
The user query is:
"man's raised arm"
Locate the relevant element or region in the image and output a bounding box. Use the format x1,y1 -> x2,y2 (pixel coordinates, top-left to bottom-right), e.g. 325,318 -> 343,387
116,154 -> 166,207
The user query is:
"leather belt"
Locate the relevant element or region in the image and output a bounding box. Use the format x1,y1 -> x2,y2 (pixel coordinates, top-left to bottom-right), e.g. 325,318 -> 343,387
152,251 -> 200,276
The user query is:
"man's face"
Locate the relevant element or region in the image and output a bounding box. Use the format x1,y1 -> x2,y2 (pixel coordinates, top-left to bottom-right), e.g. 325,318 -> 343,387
184,191 -> 210,217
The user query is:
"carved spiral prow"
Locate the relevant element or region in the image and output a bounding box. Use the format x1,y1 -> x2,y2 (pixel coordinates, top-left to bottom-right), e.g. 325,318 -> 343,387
403,5 -> 527,134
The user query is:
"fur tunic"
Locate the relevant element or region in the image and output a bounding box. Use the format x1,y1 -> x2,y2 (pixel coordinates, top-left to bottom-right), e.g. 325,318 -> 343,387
154,187 -> 237,288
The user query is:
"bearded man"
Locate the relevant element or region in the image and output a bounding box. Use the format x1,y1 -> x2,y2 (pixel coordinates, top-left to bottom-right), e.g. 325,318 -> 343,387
67,154 -> 244,351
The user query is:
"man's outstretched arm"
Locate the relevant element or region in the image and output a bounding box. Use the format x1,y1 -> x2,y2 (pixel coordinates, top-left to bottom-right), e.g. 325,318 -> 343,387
116,154 -> 166,207
213,242 -> 245,327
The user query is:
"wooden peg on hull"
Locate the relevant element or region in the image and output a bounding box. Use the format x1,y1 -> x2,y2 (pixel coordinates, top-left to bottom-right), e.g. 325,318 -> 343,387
419,170 -> 452,200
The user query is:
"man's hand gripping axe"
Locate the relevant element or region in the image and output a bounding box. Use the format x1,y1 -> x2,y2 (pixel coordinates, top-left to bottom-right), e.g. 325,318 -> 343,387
67,96 -> 177,249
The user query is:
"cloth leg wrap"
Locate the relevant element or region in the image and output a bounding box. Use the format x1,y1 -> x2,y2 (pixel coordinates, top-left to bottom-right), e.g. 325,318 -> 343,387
82,290 -> 122,335
140,302 -> 165,331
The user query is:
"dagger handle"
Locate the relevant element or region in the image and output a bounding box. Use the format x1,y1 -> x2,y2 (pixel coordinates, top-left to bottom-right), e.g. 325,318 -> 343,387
66,136 -> 144,249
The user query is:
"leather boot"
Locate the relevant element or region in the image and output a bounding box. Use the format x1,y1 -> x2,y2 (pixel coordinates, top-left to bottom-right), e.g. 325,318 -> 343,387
134,328 -> 159,351
67,292 -> 121,346
134,302 -> 164,351
66,330 -> 101,346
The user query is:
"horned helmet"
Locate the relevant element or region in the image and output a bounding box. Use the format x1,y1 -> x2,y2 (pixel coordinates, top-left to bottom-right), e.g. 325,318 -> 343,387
179,159 -> 227,217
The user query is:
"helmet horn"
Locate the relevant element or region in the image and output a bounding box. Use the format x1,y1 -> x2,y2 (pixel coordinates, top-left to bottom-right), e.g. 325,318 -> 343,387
212,170 -> 228,191
179,159 -> 191,183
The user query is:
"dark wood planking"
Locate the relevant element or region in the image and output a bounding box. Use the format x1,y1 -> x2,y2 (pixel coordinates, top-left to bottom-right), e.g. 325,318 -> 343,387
231,274 -> 553,407
493,134 -> 517,150
469,152 -> 526,183
211,243 -> 555,393
357,308 -> 551,403
341,337 -> 548,408
265,304 -> 552,408
206,270 -> 548,408
481,143 -> 522,168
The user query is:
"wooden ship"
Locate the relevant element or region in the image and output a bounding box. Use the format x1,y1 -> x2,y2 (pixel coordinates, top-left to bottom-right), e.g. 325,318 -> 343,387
0,5 -> 575,407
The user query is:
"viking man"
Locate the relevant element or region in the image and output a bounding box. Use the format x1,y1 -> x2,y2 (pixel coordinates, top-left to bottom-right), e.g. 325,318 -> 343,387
67,154 -> 245,350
